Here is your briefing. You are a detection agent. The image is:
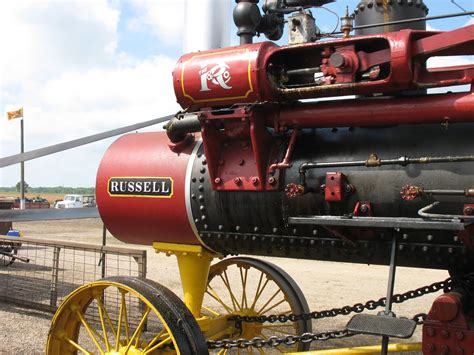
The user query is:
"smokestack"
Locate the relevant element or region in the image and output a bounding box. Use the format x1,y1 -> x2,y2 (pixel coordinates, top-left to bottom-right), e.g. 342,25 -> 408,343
354,0 -> 429,36
184,0 -> 231,53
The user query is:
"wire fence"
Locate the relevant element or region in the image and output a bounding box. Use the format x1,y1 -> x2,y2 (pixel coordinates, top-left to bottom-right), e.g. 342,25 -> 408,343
0,235 -> 146,313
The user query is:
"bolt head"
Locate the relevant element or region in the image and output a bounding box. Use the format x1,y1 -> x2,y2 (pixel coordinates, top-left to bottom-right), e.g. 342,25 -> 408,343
344,184 -> 353,193
456,331 -> 464,340
233,177 -> 242,185
464,207 -> 473,215
359,204 -> 369,213
251,177 -> 259,185
238,159 -> 245,166
214,177 -> 222,185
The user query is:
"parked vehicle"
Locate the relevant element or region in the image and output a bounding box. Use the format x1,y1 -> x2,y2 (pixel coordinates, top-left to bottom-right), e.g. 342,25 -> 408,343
13,197 -> 50,209
54,194 -> 96,209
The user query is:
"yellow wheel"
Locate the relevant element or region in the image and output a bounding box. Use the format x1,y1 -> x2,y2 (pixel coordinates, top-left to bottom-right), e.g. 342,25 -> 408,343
203,257 -> 312,353
47,276 -> 207,354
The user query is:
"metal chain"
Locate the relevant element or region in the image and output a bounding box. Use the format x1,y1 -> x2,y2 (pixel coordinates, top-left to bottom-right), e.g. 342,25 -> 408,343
230,277 -> 451,325
208,329 -> 354,349
206,278 -> 451,349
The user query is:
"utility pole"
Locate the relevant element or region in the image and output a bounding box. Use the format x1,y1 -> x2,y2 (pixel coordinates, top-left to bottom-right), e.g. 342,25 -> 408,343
20,117 -> 25,210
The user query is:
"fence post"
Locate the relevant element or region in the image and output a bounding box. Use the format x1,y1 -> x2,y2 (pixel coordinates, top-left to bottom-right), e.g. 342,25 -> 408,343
137,250 -> 147,279
50,246 -> 61,308
101,224 -> 107,278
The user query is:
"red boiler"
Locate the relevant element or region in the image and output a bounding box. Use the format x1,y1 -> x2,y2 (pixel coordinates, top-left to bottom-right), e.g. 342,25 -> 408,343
96,132 -> 202,246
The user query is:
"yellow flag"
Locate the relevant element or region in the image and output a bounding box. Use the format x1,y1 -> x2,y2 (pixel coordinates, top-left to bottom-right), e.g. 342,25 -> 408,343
6,107 -> 23,120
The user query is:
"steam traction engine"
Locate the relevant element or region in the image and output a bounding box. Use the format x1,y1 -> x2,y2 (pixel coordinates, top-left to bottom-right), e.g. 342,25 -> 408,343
47,1 -> 474,354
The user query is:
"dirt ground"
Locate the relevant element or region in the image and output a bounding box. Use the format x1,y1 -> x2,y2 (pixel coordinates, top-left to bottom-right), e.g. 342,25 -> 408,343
0,218 -> 448,354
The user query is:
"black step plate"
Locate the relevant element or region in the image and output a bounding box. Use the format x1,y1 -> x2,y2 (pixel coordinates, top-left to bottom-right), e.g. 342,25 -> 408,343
346,314 -> 417,338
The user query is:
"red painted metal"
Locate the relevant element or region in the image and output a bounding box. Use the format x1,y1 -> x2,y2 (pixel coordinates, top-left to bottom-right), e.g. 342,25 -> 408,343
463,204 -> 474,216
275,91 -> 474,129
268,129 -> 298,174
174,26 -> 473,109
200,107 -> 281,191
423,292 -> 474,354
173,42 -> 277,110
325,172 -> 345,202
96,132 -> 199,246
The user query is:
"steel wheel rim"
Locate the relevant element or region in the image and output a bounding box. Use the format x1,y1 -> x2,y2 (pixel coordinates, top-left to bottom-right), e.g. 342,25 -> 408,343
47,280 -> 180,354
203,257 -> 311,354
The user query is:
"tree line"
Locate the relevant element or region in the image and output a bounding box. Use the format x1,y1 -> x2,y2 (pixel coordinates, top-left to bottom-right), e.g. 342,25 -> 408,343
0,182 -> 95,195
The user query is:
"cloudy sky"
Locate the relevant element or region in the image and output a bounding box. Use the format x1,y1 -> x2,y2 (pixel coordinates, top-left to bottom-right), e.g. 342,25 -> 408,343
0,0 -> 472,188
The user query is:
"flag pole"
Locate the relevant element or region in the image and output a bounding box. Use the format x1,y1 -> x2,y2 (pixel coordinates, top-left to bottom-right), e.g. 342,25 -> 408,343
20,116 -> 25,210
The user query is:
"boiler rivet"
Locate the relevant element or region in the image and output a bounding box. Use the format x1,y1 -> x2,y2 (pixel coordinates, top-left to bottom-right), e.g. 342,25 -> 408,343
425,343 -> 435,352
359,204 -> 369,213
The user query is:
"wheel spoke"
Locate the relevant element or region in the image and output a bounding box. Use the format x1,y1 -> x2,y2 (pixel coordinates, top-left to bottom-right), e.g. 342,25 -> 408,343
124,307 -> 150,352
74,310 -> 105,354
256,288 -> 282,314
143,328 -> 167,351
63,335 -> 92,354
202,305 -> 221,317
258,297 -> 286,315
115,290 -> 128,351
95,296 -> 111,351
94,296 -> 118,342
239,266 -> 249,309
221,270 -> 242,311
249,273 -> 270,311
143,335 -> 171,354
206,285 -> 235,313
122,293 -> 130,343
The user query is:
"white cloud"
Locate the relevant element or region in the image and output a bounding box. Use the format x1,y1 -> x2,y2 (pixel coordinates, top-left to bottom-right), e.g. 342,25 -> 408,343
127,0 -> 185,45
0,1 -> 179,187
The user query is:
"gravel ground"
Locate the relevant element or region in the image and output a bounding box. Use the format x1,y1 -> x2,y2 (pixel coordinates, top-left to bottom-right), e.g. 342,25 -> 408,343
0,219 -> 448,354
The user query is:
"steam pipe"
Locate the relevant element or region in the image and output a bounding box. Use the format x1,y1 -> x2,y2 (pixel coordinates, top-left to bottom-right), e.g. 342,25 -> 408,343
275,91 -> 474,129
165,116 -> 201,143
